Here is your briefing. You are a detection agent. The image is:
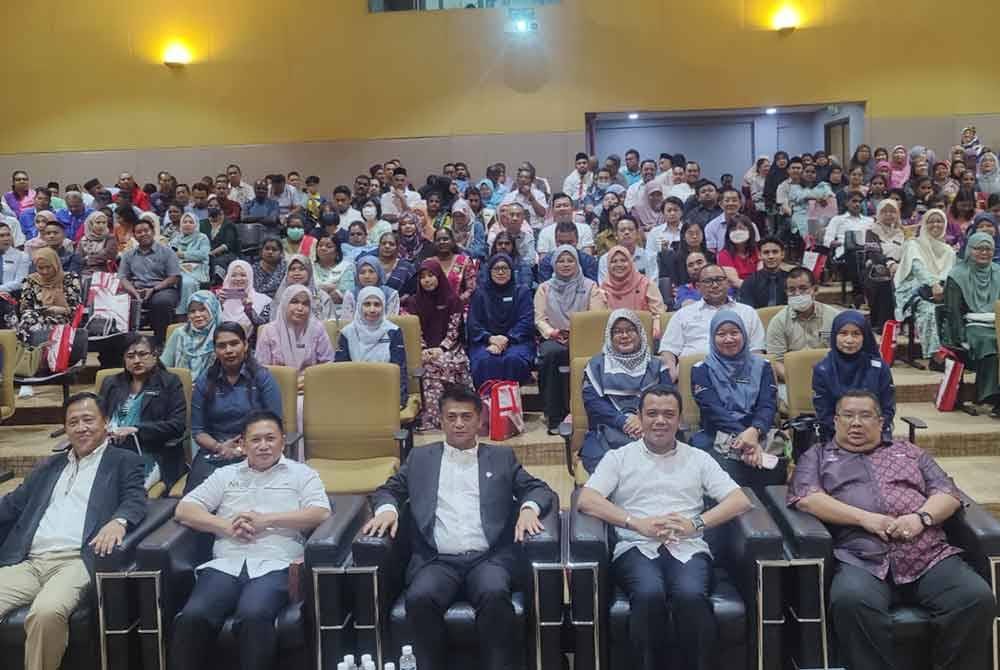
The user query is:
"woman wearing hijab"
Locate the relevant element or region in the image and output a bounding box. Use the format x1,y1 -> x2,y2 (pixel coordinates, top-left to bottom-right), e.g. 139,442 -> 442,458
959,211 -> 1000,261
961,126 -> 984,163
763,151 -> 790,212
334,285 -> 408,408
468,253 -> 536,389
976,152 -> 1000,198
169,212 -> 210,314
812,310 -> 895,440
579,309 -> 671,473
405,259 -> 472,430
631,181 -> 666,231
447,198 -> 487,260
339,254 -> 401,323
257,283 -> 336,375
78,211 -> 118,280
691,310 -> 781,492
942,231 -> 1000,416
888,145 -> 911,189
862,199 -> 906,330
535,245 -> 608,432
600,245 -> 665,336
15,247 -> 82,346
893,209 -> 957,366
476,231 -> 534,292
271,254 -> 335,322
220,260 -> 272,339
161,290 -> 222,382
396,210 -> 430,262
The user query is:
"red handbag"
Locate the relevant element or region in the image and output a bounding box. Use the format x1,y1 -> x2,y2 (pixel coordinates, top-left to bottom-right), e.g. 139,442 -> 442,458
478,380 -> 525,441
934,348 -> 965,411
879,320 -> 899,366
46,304 -> 85,374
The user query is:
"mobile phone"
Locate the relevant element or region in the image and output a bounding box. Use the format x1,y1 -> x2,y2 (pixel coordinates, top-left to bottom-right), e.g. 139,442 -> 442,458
761,453 -> 779,470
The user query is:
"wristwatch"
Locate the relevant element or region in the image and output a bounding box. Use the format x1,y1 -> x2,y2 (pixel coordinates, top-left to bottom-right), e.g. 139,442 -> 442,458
114,517 -> 128,530
691,514 -> 706,534
916,511 -> 934,528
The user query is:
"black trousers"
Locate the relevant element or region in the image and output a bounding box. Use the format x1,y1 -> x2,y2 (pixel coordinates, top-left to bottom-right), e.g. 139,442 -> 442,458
864,278 -> 894,331
145,287 -> 180,346
829,556 -> 995,670
613,547 -> 717,670
169,565 -> 289,670
405,552 -> 515,670
537,339 -> 569,428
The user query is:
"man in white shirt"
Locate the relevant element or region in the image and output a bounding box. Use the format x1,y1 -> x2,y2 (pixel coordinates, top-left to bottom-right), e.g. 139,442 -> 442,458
331,185 -> 362,226
658,264 -> 765,382
169,410 -> 331,670
380,167 -> 422,224
597,216 -> 659,284
487,203 -> 537,265
0,392 -> 146,670
668,161 -> 702,202
500,167 -> 548,230
269,174 -> 307,220
0,221 -> 29,295
579,386 -> 752,670
536,192 -> 595,255
563,152 -> 594,208
624,159 -> 659,210
225,164 -> 255,208
704,188 -> 761,253
363,386 -> 555,670
824,190 -> 873,259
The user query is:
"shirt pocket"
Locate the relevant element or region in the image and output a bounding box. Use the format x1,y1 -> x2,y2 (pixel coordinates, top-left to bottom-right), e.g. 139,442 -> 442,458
256,482 -> 302,514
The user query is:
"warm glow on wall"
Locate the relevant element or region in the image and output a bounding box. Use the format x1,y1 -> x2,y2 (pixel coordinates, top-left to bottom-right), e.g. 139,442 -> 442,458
771,5 -> 801,32
162,42 -> 192,67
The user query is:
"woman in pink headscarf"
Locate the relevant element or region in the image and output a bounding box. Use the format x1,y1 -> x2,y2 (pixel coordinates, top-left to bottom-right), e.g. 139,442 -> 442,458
220,259 -> 272,339
888,145 -> 911,189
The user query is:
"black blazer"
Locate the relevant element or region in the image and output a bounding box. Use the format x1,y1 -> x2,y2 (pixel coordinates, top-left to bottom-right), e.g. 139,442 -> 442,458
370,442 -> 554,577
739,269 -> 789,309
0,446 -> 146,575
99,366 -> 187,488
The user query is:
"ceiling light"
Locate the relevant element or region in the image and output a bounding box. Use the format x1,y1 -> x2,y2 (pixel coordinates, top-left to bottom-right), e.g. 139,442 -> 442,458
163,42 -> 192,68
628,113 -> 639,120
765,108 -> 778,115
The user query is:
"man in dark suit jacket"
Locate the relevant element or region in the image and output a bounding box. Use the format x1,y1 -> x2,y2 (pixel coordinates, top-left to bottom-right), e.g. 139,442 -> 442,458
364,386 -> 555,670
0,391 -> 146,670
738,236 -> 789,308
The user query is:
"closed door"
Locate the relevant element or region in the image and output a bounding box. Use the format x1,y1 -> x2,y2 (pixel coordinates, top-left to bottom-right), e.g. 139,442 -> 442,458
826,120 -> 849,163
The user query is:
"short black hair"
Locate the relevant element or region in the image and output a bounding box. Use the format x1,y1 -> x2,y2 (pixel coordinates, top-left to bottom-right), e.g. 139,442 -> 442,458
132,217 -> 154,232
640,159 -> 657,169
554,221 -> 579,238
759,236 -> 785,250
575,152 -> 588,162
551,192 -> 573,207
638,385 -> 682,414
663,196 -> 685,209
243,409 -> 285,435
333,185 -> 351,197
306,175 -> 320,186
659,152 -> 672,160
625,148 -> 640,159
696,179 -> 717,192
835,390 -> 881,415
438,385 -> 483,413
393,167 -> 408,177
83,178 -> 100,190
65,391 -> 103,417
786,265 -> 817,286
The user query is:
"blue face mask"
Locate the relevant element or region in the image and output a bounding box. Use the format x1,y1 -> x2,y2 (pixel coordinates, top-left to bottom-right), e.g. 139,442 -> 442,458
287,227 -> 304,241
207,207 -> 221,219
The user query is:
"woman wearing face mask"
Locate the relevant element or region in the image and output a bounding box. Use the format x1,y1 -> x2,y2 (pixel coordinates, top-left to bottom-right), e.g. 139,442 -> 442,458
535,245 -> 608,433
100,333 -> 188,491
15,247 -> 82,349
862,199 -> 906,330
942,231 -> 1000,416
339,254 -> 401,323
360,196 -> 392,246
281,212 -> 316,261
405,259 -> 472,430
373,231 -> 417,296
892,209 -> 956,369
251,237 -> 287,298
78,211 -> 118,279
718,215 -> 760,289
271,254 -> 335,322
169,212 -> 211,313
220,259 -> 272,339
812,310 -> 895,441
427,227 -> 477,306
161,290 -> 222,381
335,285 -> 408,408
691,310 -> 782,493
313,233 -> 355,315
200,197 -> 238,284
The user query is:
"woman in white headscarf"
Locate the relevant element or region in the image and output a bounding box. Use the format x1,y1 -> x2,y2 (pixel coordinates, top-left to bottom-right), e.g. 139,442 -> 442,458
220,259 -> 272,339
334,285 -> 408,408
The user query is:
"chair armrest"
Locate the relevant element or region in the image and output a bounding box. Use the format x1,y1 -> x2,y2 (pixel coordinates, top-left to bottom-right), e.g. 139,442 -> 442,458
93,498 -> 178,573
728,488 -> 785,565
0,469 -> 11,483
393,429 -> 409,443
305,495 -> 371,568
558,421 -> 573,440
762,485 -> 833,560
558,421 -> 574,475
900,416 -> 927,443
135,518 -> 213,620
568,487 -> 609,568
352,500 -> 407,577
521,491 -> 561,565
944,499 -> 1000,579
411,366 -> 424,378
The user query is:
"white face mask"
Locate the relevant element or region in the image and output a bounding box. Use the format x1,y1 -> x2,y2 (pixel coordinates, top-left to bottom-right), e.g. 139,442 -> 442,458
788,293 -> 814,313
362,206 -> 377,221
729,229 -> 750,244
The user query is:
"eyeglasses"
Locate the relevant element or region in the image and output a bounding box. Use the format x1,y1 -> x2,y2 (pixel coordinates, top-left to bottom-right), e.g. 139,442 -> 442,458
125,351 -> 153,360
699,276 -> 727,285
611,327 -> 638,337
491,266 -> 511,273
835,412 -> 880,424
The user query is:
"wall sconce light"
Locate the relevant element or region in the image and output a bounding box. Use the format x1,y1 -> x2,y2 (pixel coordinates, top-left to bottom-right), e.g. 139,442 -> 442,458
772,6 -> 800,35
163,43 -> 192,68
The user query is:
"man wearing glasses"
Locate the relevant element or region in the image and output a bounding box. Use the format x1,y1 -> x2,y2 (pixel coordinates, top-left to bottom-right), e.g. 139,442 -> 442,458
787,389 -> 995,670
658,263 -> 764,383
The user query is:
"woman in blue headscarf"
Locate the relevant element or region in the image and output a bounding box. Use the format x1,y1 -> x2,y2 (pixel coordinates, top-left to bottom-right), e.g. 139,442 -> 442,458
338,254 -> 401,323
812,310 -> 895,440
580,309 -> 672,473
691,310 -> 781,491
467,253 -> 536,389
160,290 -> 222,382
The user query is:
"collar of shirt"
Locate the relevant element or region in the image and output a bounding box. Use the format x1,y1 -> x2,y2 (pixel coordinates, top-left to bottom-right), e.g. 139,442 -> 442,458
792,304 -> 823,322
67,440 -> 109,467
237,455 -> 289,473
697,298 -> 733,311
443,441 -> 478,462
642,440 -> 677,460
214,362 -> 255,386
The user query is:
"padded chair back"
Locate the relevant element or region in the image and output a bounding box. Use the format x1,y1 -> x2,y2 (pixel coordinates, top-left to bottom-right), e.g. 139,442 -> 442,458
264,365 -> 299,434
785,348 -> 828,417
388,315 -> 422,394
166,322 -> 181,343
995,300 -> 1000,377
325,320 -> 342,351
677,353 -> 706,430
569,310 -> 654,362
661,310 -> 673,335
570,356 -> 589,440
757,305 -> 784,334
304,362 -> 401,461
658,278 -> 674,307
0,331 -> 16,421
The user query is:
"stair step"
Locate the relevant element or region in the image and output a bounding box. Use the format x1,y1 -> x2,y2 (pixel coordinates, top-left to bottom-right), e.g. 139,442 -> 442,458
893,402 -> 1000,457
936,456 -> 1000,520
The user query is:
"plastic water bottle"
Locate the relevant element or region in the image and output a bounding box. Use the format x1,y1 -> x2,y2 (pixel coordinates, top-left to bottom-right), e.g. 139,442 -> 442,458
344,655 -> 357,670
361,655 -> 373,668
363,663 -> 376,670
399,645 -> 417,670
337,663 -> 347,670
384,664 -> 396,670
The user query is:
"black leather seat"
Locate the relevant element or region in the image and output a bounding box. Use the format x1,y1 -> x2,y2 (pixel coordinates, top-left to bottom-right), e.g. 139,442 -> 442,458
350,493 -> 562,670
764,484 -> 1000,670
568,487 -> 785,670
0,498 -> 178,670
135,494 -> 368,670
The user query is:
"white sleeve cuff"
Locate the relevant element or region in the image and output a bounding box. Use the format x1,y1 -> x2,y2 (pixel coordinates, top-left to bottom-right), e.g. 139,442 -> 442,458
374,504 -> 398,518
520,501 -> 541,515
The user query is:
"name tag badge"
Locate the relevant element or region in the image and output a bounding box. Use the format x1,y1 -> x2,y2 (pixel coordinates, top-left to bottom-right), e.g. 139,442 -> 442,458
502,296 -> 513,302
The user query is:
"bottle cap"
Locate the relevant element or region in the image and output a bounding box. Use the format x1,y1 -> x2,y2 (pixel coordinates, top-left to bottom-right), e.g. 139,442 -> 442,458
361,655 -> 373,664
402,645 -> 412,655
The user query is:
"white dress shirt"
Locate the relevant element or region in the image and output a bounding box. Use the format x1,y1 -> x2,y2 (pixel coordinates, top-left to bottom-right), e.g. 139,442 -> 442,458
0,245 -> 30,293
228,182 -> 256,208
704,214 -> 761,254
375,442 -> 540,555
824,213 -> 873,258
659,298 -> 765,358
500,188 -> 549,229
182,457 -> 331,578
535,221 -> 595,255
624,178 -> 659,211
563,171 -> 593,206
668,182 -> 695,202
586,439 -> 739,562
645,222 -> 681,256
597,245 -> 659,284
339,207 -> 363,227
380,189 -> 422,219
30,442 -> 109,557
